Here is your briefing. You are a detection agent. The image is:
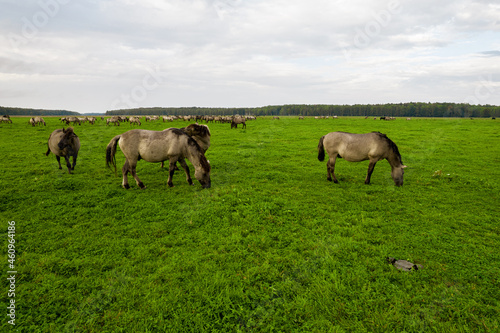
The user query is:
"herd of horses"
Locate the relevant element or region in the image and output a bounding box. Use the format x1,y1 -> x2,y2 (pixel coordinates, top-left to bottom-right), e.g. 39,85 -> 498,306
104,115 -> 255,129
19,116 -> 407,188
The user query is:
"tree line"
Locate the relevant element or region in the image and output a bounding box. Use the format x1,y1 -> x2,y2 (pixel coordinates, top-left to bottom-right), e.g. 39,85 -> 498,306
2,103 -> 499,117
1,106 -> 79,117
106,103 -> 499,118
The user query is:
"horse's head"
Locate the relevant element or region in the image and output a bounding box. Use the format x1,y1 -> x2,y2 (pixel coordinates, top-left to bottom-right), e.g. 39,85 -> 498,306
195,157 -> 211,189
184,123 -> 211,138
58,127 -> 78,151
392,165 -> 407,186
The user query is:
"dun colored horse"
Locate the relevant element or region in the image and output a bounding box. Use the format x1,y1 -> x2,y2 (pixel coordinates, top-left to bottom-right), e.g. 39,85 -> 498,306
318,131 -> 407,186
160,123 -> 211,168
45,127 -> 80,173
231,116 -> 246,129
30,117 -> 46,126
106,128 -> 211,189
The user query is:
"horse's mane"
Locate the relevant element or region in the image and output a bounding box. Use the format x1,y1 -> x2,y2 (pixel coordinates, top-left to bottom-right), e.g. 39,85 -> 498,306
63,127 -> 74,134
170,128 -> 211,173
374,132 -> 403,164
181,123 -> 211,138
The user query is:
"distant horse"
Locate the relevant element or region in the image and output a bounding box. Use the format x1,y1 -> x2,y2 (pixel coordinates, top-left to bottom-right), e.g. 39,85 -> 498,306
318,131 -> 407,186
106,129 -> 211,189
45,127 -> 80,173
129,117 -> 141,126
106,116 -> 121,126
231,116 -> 246,129
63,116 -> 81,125
0,116 -> 12,123
30,117 -> 46,126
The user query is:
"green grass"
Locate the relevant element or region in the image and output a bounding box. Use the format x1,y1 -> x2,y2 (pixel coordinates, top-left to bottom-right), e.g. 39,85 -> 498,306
1,116 -> 499,332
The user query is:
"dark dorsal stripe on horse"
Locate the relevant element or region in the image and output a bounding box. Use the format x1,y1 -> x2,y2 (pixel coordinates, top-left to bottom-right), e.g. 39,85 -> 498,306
317,131 -> 407,186
372,132 -> 403,165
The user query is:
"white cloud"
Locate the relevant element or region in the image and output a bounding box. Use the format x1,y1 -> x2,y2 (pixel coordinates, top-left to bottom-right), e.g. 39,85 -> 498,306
0,0 -> 499,112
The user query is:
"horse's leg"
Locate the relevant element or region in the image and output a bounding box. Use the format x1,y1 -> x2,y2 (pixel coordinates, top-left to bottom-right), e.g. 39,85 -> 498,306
327,155 -> 338,183
56,156 -> 63,170
178,159 -> 193,186
122,160 -> 131,189
130,161 -> 145,189
71,154 -> 77,171
365,160 -> 377,185
64,155 -> 72,173
167,160 -> 177,187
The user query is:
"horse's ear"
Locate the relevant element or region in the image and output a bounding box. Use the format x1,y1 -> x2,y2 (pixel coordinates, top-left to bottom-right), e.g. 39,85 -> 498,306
62,128 -> 66,133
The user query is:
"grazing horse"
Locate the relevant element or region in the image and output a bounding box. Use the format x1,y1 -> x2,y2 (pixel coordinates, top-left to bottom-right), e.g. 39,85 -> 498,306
318,131 -> 407,186
231,116 -> 246,129
106,129 -> 211,189
63,116 -> 81,125
129,117 -> 141,126
45,127 -> 80,173
160,123 -> 211,169
106,116 -> 121,126
30,117 -> 46,126
1,116 -> 12,123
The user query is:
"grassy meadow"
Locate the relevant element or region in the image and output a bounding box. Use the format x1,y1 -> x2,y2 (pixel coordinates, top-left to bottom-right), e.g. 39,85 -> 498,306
1,116 -> 499,332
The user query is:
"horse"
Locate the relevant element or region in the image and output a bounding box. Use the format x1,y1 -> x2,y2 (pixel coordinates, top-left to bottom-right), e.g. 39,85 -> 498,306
1,116 -> 12,123
106,116 -> 121,126
63,116 -> 81,125
318,131 -> 407,186
45,127 -> 80,173
231,116 -> 246,129
160,123 -> 211,169
129,117 -> 141,126
30,117 -> 46,126
106,128 -> 211,189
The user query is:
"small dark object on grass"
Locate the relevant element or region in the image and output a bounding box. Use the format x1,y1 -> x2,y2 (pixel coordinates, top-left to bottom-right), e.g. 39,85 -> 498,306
387,257 -> 423,271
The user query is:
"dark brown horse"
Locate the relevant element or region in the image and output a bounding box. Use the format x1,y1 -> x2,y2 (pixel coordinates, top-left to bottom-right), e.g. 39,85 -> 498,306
106,128 -> 211,189
45,127 -> 80,173
318,131 -> 407,186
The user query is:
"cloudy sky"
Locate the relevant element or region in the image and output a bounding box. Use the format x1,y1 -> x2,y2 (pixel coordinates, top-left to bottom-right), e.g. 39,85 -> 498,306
1,0 -> 499,113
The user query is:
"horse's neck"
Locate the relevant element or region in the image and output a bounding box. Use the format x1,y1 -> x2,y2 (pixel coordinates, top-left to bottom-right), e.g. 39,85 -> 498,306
186,147 -> 203,168
387,151 -> 402,168
197,137 -> 210,151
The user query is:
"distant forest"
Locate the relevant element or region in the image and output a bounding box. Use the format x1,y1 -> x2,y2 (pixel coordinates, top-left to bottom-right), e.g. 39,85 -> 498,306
1,106 -> 79,116
2,103 -> 499,117
106,103 -> 499,118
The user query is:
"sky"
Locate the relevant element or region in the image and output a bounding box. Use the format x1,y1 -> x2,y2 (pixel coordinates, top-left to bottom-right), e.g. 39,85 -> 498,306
0,0 -> 499,114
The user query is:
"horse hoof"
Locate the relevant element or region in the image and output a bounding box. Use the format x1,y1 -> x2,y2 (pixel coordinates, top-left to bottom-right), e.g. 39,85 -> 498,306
123,184 -> 130,189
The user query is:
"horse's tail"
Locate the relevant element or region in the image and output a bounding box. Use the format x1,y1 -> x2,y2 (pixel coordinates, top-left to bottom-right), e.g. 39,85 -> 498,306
106,135 -> 121,175
318,136 -> 326,161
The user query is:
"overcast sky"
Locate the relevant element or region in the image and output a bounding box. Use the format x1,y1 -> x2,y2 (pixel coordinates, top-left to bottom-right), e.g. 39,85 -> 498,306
1,0 -> 499,113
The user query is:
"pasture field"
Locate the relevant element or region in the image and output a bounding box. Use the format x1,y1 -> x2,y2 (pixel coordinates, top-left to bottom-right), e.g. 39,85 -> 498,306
1,116 -> 499,332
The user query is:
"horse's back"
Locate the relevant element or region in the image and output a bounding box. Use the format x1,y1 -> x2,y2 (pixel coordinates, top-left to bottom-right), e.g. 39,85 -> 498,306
323,132 -> 389,162
120,129 -> 185,163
